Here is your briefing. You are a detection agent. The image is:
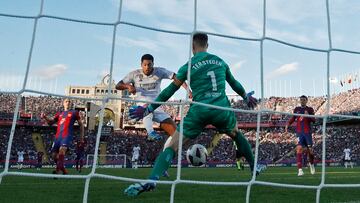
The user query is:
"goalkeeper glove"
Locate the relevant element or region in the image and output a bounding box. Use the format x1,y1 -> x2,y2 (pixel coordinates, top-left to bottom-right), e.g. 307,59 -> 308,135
128,105 -> 153,121
243,91 -> 257,109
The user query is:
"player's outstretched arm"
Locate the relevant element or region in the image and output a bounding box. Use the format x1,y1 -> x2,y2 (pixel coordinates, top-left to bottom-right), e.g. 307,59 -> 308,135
150,77 -> 183,110
243,91 -> 257,109
225,66 -> 257,109
129,78 -> 183,121
181,81 -> 193,99
172,74 -> 192,99
225,66 -> 245,96
115,81 -> 136,94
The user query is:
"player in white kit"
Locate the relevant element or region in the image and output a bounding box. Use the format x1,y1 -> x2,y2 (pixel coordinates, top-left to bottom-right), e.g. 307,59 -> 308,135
343,148 -> 353,168
17,150 -> 25,170
117,54 -> 191,177
116,54 -> 191,142
132,145 -> 141,169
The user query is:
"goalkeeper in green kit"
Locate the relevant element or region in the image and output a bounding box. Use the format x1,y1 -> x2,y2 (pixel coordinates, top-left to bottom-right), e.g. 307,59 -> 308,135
124,33 -> 261,196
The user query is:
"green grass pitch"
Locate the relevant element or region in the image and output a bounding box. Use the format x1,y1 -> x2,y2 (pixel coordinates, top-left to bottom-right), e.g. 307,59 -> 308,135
0,166 -> 359,202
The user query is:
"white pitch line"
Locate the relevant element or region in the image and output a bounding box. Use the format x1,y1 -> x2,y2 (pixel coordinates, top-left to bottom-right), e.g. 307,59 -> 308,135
262,171 -> 360,175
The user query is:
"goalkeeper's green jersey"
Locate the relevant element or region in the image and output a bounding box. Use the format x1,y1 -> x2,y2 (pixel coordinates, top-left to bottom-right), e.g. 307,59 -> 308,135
176,51 -> 246,107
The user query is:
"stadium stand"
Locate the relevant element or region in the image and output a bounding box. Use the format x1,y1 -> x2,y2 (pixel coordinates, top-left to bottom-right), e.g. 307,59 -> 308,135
1,91 -> 360,167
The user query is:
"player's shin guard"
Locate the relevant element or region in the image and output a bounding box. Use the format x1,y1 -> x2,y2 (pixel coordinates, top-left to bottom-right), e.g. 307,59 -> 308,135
297,153 -> 303,169
233,132 -> 254,171
149,147 -> 175,180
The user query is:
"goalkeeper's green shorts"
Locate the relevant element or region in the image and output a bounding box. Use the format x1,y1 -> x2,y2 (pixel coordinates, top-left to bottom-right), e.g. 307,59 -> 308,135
177,104 -> 236,139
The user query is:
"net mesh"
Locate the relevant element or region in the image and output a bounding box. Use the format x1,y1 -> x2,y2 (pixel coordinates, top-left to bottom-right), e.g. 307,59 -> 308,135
1,0 -> 360,203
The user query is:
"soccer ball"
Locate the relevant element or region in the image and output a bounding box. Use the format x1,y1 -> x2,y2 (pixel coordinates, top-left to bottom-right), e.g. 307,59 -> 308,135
186,144 -> 208,166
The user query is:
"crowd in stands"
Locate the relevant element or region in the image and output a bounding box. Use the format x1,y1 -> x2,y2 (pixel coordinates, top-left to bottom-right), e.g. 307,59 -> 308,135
0,94 -> 85,120
25,96 -> 64,119
1,125 -> 359,167
24,96 -> 85,120
1,88 -> 360,167
0,127 -> 37,164
1,88 -> 360,123
0,94 -> 17,119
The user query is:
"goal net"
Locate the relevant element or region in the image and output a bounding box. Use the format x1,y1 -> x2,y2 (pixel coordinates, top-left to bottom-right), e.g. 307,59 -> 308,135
85,154 -> 126,169
1,1 -> 360,203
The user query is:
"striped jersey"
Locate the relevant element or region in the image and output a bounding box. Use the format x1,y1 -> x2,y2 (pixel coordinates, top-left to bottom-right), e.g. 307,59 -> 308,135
53,110 -> 80,139
288,106 -> 315,134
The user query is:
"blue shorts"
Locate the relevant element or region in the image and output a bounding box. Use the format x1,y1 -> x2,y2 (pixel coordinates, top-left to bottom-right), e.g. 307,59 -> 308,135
51,136 -> 72,153
297,133 -> 313,148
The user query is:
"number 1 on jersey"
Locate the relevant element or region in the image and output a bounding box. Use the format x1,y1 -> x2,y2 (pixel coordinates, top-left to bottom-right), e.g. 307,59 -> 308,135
207,71 -> 217,91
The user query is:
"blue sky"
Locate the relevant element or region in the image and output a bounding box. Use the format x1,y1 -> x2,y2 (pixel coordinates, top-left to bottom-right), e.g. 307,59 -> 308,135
1,0 -> 360,100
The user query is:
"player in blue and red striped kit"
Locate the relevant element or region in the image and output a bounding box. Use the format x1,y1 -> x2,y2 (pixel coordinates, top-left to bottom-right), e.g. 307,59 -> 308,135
41,98 -> 84,175
285,95 -> 316,176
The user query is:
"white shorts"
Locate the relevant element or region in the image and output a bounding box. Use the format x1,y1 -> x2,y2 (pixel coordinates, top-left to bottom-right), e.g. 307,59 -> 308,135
132,154 -> 139,162
18,158 -> 23,163
149,108 -> 171,123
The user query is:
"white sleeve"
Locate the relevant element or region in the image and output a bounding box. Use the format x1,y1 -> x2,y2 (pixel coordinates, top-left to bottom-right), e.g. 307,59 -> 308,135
121,71 -> 135,84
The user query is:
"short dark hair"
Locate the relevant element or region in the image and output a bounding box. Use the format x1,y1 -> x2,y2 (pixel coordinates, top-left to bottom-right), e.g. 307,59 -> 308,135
300,95 -> 308,100
141,54 -> 154,62
193,32 -> 208,47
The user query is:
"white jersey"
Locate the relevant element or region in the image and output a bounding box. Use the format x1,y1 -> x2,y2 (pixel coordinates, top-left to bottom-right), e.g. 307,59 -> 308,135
344,148 -> 351,160
121,67 -> 174,102
132,146 -> 141,162
133,146 -> 141,156
17,151 -> 24,162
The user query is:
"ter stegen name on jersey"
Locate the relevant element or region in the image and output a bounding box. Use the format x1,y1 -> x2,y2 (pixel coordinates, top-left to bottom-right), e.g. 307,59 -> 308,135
192,59 -> 223,70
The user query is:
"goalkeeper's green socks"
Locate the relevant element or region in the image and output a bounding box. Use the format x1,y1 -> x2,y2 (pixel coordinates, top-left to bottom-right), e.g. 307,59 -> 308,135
149,147 -> 175,180
236,160 -> 241,170
233,131 -> 255,171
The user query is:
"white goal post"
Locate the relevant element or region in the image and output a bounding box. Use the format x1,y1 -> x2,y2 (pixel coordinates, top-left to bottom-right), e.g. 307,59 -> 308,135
86,154 -> 127,169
